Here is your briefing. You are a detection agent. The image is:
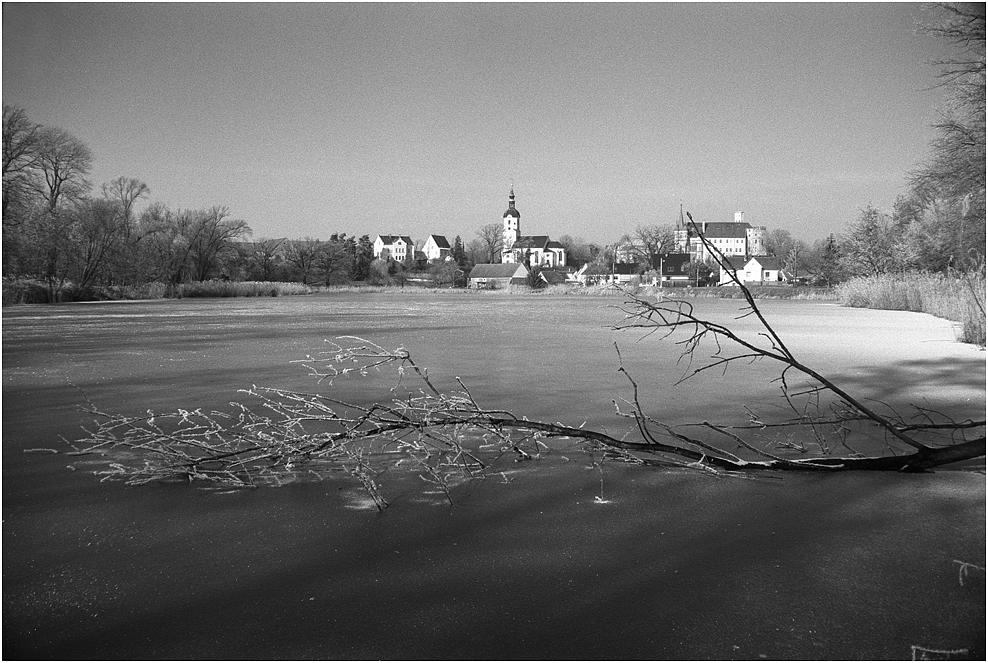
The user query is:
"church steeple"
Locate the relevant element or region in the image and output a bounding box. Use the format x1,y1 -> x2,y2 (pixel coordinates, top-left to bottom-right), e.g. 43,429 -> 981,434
502,187 -> 520,260
503,187 -> 520,219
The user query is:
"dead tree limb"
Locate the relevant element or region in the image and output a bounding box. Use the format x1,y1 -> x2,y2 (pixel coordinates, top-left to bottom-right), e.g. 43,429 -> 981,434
60,217 -> 985,507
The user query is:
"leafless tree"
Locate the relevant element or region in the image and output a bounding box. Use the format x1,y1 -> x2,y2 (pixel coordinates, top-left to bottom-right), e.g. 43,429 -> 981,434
101,176 -> 150,237
245,238 -> 286,281
285,237 -> 322,284
68,197 -> 127,290
909,3 -> 986,266
476,222 -> 504,263
628,223 -> 676,266
2,105 -> 42,223
187,206 -> 251,281
315,238 -> 353,285
840,206 -> 905,276
34,126 -> 93,215
924,3 -> 986,90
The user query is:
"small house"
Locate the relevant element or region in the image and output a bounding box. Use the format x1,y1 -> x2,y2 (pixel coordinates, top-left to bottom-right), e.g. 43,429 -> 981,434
742,256 -> 790,284
650,253 -> 691,283
422,235 -> 452,261
468,263 -> 530,289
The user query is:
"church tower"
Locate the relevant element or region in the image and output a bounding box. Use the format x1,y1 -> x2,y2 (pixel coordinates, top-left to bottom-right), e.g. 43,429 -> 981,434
502,187 -> 520,256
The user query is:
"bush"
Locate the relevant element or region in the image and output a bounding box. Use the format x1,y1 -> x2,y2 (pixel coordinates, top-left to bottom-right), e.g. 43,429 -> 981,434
2,278 -> 51,305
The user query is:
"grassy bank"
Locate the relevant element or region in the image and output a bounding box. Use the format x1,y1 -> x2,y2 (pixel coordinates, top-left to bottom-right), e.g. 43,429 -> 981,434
836,272 -> 986,346
2,278 -> 312,305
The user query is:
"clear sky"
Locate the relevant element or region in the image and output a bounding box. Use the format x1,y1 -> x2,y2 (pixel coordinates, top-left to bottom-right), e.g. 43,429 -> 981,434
3,3 -> 953,244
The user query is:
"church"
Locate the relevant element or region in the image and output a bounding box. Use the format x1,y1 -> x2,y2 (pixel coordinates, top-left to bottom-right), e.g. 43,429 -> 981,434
500,188 -> 567,268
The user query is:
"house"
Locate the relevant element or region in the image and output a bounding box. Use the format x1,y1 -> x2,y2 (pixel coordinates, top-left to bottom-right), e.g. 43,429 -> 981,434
538,269 -> 569,286
574,262 -> 642,285
422,235 -> 451,261
742,256 -> 790,284
650,253 -> 691,283
717,257 -> 746,286
468,263 -> 530,289
373,235 -> 415,265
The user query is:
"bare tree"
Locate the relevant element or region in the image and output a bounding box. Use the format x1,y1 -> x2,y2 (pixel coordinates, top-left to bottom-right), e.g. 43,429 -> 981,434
65,213 -> 984,508
315,238 -> 353,285
285,237 -> 322,284
187,207 -> 251,281
909,3 -> 986,267
628,223 -> 676,266
68,197 -> 127,290
924,3 -> 986,90
34,126 -> 93,215
245,238 -> 286,281
101,176 -> 150,237
2,105 -> 42,224
476,222 -> 504,263
840,206 -> 904,276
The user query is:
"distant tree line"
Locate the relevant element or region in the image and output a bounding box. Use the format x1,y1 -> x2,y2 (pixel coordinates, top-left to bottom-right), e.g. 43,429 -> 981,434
0,105 -> 389,299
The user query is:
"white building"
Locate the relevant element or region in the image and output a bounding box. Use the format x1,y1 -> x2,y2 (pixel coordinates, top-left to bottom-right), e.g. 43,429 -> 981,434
499,188 -> 567,268
373,235 -> 414,264
422,235 -> 451,261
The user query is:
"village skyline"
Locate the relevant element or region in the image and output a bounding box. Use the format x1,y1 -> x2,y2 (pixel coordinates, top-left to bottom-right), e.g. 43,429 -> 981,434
2,4 -> 955,244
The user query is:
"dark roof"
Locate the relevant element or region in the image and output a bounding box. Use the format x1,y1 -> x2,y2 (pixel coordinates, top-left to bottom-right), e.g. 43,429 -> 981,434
650,253 -> 691,273
613,263 -> 642,275
503,208 -> 521,219
377,235 -> 413,245
747,256 -> 785,271
469,263 -> 529,279
702,222 -> 750,239
545,240 -> 565,250
719,257 -> 745,272
512,236 -> 550,250
427,235 -> 450,249
539,269 -> 568,284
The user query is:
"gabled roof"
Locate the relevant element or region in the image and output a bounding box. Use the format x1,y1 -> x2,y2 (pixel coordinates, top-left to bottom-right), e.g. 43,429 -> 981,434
719,257 -> 745,272
427,234 -> 451,249
746,256 -> 785,271
539,269 -> 568,284
469,263 -> 529,279
651,253 -> 691,273
545,240 -> 566,250
512,235 -> 550,250
376,235 -> 413,245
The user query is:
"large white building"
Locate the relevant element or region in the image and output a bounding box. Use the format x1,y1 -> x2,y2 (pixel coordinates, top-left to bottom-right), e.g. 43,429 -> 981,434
676,211 -> 767,262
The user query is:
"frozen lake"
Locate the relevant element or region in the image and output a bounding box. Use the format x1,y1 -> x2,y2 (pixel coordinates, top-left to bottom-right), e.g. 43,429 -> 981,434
3,291 -> 985,659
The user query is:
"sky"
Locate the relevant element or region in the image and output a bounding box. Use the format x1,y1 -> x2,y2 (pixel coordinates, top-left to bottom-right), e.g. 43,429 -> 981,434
2,3 -> 956,245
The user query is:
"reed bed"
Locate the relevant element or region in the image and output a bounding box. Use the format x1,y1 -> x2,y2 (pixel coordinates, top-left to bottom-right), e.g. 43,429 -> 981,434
1,278 -> 312,304
836,271 -> 986,346
176,280 -> 311,298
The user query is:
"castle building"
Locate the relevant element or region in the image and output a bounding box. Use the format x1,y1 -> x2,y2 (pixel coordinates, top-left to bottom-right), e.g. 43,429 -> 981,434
676,210 -> 767,262
499,188 -> 566,268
